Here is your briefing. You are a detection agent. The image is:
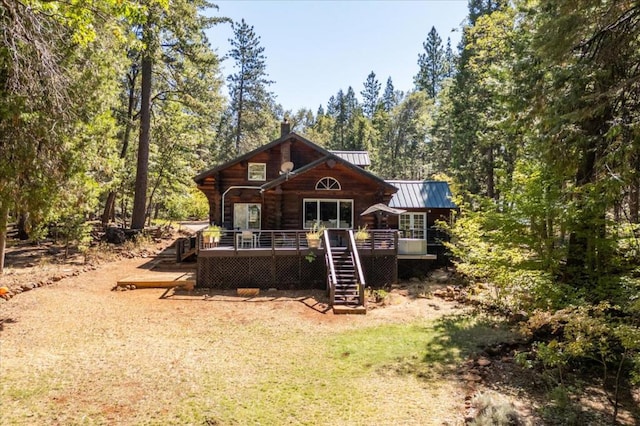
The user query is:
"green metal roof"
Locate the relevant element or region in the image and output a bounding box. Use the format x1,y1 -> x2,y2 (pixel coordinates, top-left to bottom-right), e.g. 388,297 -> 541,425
387,180 -> 457,209
329,150 -> 371,167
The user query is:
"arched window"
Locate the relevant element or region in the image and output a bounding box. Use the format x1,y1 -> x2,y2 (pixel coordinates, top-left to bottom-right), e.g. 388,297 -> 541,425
316,177 -> 341,190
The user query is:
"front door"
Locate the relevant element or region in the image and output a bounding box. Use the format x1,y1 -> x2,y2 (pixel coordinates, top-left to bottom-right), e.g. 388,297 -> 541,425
399,212 -> 426,239
234,203 -> 261,229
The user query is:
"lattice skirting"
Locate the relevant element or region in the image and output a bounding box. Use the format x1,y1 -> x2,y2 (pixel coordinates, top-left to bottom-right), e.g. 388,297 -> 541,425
197,255 -> 326,289
197,253 -> 397,289
360,254 -> 397,288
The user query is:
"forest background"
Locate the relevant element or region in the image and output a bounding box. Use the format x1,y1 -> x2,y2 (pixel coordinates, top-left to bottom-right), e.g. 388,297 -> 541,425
1,0 -> 639,421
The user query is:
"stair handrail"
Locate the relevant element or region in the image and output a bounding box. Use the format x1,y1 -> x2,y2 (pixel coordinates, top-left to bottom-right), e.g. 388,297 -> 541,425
323,230 -> 337,284
348,229 -> 367,306
323,230 -> 337,302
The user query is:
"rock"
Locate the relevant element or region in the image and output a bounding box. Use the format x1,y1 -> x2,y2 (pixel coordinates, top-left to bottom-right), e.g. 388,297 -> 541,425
477,358 -> 491,367
104,227 -> 126,244
511,310 -> 529,323
462,373 -> 482,382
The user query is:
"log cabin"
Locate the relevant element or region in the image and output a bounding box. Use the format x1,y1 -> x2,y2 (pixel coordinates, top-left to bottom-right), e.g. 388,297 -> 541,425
192,122 -> 457,312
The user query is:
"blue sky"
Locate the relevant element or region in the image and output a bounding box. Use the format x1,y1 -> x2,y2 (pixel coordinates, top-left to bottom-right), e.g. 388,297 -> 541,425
205,1 -> 469,112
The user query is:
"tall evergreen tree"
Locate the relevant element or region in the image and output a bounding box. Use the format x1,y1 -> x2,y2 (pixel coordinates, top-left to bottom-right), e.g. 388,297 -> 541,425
443,0 -> 512,199
414,26 -> 445,98
443,37 -> 456,78
131,0 -> 226,229
381,77 -> 398,112
468,0 -> 507,25
227,18 -> 276,154
131,6 -> 157,229
361,71 -> 381,119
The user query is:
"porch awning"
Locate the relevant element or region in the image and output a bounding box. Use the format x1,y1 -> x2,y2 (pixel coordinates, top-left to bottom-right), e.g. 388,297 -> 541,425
360,203 -> 406,216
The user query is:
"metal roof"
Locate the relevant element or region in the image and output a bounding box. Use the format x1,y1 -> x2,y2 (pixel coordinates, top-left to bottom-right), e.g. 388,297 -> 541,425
387,180 -> 458,209
329,150 -> 371,167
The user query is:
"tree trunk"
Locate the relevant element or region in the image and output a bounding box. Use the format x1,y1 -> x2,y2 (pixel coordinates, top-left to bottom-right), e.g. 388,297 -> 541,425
102,70 -> 138,227
235,81 -> 244,154
0,204 -> 8,275
17,212 -> 29,240
131,23 -> 154,230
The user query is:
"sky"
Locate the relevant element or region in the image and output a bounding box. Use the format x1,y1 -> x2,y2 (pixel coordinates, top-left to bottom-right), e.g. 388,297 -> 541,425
205,1 -> 469,113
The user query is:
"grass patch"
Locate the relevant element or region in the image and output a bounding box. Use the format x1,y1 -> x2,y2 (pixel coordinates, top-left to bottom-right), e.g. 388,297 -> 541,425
163,314 -> 514,425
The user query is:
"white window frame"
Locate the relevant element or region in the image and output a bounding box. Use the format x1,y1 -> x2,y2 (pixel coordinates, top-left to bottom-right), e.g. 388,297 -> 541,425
303,199 -> 353,229
234,203 -> 261,229
247,163 -> 266,181
399,212 -> 426,239
315,177 -> 341,190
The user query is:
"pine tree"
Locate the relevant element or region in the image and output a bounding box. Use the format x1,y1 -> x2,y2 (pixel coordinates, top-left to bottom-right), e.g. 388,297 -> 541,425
414,26 -> 445,98
131,8 -> 157,230
468,0 -> 507,25
227,18 -> 276,154
381,77 -> 398,112
443,37 -> 456,78
361,71 -> 381,119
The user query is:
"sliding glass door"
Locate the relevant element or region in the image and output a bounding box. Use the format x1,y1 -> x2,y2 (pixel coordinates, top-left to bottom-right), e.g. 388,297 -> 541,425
304,199 -> 353,229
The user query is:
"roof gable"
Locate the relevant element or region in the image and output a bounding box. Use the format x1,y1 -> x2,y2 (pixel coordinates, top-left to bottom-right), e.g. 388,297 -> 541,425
195,132 -> 396,192
387,180 -> 458,209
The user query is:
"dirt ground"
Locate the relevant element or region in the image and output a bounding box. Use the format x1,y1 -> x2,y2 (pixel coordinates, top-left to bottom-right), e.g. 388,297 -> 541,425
1,235 -> 638,425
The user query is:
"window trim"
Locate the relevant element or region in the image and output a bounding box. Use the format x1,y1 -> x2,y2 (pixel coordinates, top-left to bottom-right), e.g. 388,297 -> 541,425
315,177 -> 341,190
247,162 -> 266,181
303,198 -> 353,229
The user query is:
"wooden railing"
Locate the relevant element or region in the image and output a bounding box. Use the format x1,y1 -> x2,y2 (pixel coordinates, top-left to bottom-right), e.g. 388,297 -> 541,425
198,229 -> 314,252
353,230 -> 399,253
197,229 -> 399,254
323,229 -> 337,304
348,230 -> 367,306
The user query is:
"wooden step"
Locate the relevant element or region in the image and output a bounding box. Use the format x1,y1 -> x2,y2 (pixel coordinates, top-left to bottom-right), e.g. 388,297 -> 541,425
117,273 -> 195,289
180,247 -> 197,261
333,305 -> 366,315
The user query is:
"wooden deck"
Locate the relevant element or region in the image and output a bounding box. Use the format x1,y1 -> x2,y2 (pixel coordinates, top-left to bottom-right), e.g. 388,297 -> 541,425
177,229 -> 442,291
190,229 -> 399,290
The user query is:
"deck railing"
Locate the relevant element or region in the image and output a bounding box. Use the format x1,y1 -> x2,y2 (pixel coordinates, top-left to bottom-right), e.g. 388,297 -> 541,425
323,230 -> 337,304
348,230 -> 367,306
197,229 -> 399,253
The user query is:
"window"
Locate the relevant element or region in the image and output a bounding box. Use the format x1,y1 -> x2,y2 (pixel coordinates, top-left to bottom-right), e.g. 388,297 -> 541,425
248,163 -> 266,181
304,199 -> 352,229
399,213 -> 426,239
315,177 -> 341,190
234,203 -> 261,229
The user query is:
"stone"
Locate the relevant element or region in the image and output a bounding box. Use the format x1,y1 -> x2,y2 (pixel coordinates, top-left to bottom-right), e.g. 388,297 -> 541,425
462,373 -> 482,382
477,358 -> 492,367
104,227 -> 126,244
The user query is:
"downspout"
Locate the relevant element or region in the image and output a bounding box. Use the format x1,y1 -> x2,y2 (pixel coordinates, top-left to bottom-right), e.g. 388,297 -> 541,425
221,186 -> 263,225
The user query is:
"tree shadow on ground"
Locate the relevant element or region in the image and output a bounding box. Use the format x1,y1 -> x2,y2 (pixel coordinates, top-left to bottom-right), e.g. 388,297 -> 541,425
422,313 -> 515,369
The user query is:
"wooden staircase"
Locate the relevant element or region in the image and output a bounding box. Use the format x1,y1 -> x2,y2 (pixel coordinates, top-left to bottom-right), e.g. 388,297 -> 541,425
324,231 -> 366,314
